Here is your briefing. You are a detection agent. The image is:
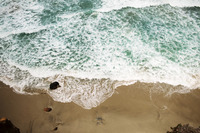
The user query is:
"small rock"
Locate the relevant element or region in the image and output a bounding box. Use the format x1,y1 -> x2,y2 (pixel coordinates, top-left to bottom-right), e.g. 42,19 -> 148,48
44,107 -> 52,112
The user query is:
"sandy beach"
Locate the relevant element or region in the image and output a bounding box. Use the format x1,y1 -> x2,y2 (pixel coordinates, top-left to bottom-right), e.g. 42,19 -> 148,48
0,81 -> 200,133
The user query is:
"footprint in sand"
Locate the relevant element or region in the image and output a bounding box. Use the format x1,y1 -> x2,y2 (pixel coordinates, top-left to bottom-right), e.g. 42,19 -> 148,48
96,116 -> 105,125
53,127 -> 58,131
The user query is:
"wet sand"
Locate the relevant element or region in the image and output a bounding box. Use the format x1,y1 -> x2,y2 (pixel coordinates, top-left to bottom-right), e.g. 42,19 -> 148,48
0,81 -> 200,133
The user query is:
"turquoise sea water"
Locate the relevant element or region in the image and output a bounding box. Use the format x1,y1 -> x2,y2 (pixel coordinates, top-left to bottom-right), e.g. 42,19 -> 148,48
0,0 -> 200,109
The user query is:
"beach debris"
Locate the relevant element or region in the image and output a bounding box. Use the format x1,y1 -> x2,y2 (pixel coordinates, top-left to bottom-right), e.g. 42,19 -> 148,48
96,116 -> 105,125
167,123 -> 200,133
50,82 -> 61,90
44,107 -> 52,112
0,117 -> 20,133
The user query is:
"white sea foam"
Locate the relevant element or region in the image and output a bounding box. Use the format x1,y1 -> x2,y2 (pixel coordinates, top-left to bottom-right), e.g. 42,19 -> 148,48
97,0 -> 200,12
0,26 -> 47,38
0,60 -> 120,109
1,5 -> 200,90
1,56 -> 200,109
0,0 -> 44,38
5,54 -> 200,89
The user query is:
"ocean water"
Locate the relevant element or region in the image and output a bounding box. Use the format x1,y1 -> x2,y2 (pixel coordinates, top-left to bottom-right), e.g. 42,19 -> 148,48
0,0 -> 200,109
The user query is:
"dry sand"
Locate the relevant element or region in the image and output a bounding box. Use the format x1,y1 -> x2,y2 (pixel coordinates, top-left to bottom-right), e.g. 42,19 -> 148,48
0,81 -> 200,133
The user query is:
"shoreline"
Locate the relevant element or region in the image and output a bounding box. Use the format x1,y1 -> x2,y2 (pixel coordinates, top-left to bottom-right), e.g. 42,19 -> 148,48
0,81 -> 200,133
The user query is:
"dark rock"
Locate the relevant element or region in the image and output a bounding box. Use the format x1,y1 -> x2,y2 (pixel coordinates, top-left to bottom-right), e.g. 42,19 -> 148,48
167,123 -> 200,133
49,82 -> 61,90
0,117 -> 20,133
